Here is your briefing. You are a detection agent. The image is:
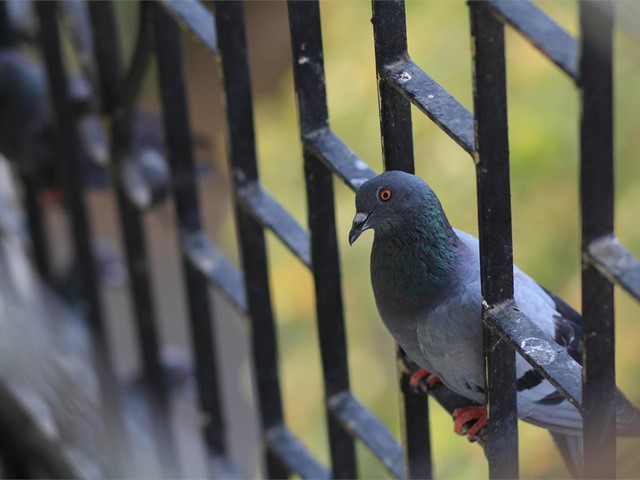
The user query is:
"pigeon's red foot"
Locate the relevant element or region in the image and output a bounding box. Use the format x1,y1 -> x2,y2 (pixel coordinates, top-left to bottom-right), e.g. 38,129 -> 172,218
452,406 -> 487,441
409,368 -> 441,389
43,186 -> 64,206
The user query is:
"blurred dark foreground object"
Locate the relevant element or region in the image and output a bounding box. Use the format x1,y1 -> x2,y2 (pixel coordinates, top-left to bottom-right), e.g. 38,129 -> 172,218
0,47 -> 212,210
0,229 -> 201,478
0,175 -> 199,476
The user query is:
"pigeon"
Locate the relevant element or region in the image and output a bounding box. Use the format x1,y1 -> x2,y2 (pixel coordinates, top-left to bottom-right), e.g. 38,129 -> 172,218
0,47 -> 109,186
348,170 -> 640,441
0,48 -> 47,171
120,108 -> 172,210
119,107 -> 214,211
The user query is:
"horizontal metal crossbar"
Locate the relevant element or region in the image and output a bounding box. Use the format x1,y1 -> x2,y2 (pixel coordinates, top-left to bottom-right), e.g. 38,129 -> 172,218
304,127 -> 376,192
266,425 -> 330,479
237,181 -> 311,268
586,235 -> 640,301
328,391 -> 404,479
486,300 -> 582,409
487,0 -> 578,81
382,59 -> 475,155
182,231 -> 248,314
159,0 -> 217,54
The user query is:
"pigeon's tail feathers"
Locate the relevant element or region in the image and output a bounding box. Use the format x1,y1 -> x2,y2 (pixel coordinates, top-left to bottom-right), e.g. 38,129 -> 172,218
550,432 -> 583,479
522,389 -> 640,437
615,390 -> 640,437
522,399 -> 584,436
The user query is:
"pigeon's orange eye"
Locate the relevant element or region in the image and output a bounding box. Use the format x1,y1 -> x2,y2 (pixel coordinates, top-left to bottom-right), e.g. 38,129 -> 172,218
378,187 -> 393,202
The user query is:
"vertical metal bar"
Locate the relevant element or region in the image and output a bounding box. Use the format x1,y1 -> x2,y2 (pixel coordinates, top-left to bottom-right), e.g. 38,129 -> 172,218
371,0 -> 414,174
398,354 -> 432,480
21,175 -> 52,280
87,2 -> 179,476
469,2 -> 519,478
371,1 -> 432,478
304,158 -> 356,480
152,3 -> 227,463
579,1 -> 616,477
119,2 -> 154,117
212,2 -> 288,477
34,2 -> 127,475
287,2 -> 358,478
0,1 -> 11,46
0,2 -> 52,282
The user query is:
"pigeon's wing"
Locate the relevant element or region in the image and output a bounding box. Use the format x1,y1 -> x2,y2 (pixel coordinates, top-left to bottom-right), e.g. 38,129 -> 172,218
510,278 -> 583,433
509,270 -> 579,425
516,274 -> 640,436
539,285 -> 582,364
450,230 -> 640,435
522,388 -> 640,436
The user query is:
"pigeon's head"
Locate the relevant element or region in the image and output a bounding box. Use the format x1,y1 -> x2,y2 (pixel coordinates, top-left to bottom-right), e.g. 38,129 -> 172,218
0,49 -> 45,124
0,48 -> 47,162
349,170 -> 450,245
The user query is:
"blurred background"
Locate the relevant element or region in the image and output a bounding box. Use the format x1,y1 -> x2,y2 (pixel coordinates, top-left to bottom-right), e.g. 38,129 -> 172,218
5,0 -> 640,478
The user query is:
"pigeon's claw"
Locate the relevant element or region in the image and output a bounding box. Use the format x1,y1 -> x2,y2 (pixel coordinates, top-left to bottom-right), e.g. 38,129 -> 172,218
42,185 -> 64,206
452,406 -> 487,441
408,368 -> 441,390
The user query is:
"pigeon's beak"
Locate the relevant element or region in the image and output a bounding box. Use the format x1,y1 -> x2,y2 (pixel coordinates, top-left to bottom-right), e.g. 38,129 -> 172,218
349,212 -> 371,245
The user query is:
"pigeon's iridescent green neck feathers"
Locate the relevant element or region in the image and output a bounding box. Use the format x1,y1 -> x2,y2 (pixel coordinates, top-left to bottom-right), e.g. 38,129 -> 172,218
371,186 -> 461,302
351,171 -> 462,310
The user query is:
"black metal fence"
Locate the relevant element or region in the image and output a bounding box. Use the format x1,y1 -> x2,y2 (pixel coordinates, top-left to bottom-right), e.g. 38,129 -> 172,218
0,0 -> 638,478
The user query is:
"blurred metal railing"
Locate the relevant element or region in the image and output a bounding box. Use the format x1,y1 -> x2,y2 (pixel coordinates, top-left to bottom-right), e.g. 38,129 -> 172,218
0,0 -> 636,479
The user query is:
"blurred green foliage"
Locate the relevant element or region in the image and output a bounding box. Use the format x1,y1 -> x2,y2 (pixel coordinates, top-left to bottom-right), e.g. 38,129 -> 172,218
210,1 -> 640,478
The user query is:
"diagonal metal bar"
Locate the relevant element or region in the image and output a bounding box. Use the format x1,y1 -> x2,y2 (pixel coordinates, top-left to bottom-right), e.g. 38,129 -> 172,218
585,235 -> 640,302
487,0 -> 578,82
159,0 -> 217,55
266,425 -> 331,480
304,127 -> 376,192
183,231 -> 248,315
382,60 -> 475,155
486,300 -> 582,409
237,181 -> 311,268
328,392 -> 404,479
